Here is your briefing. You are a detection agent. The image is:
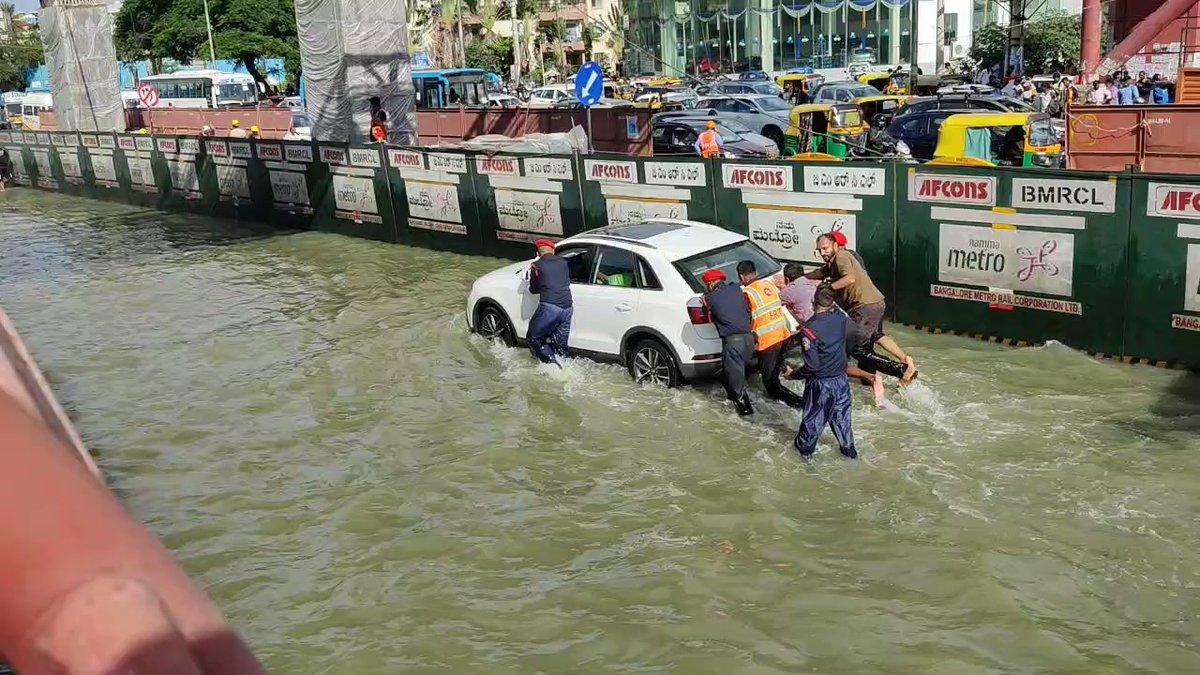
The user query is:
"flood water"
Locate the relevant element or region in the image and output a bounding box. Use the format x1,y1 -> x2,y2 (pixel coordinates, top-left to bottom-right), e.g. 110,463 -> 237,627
2,189 -> 1199,673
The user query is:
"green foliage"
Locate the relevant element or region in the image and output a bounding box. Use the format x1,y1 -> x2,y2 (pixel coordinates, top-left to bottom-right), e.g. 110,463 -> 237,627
464,36 -> 513,74
114,0 -> 299,88
0,20 -> 43,92
969,10 -> 1083,73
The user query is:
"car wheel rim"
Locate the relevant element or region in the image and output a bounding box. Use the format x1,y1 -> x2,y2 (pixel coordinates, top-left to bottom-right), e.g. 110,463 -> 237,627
633,347 -> 670,385
479,312 -> 506,341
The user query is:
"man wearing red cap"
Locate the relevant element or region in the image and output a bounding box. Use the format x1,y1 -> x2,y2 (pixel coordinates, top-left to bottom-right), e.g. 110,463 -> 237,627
527,239 -> 573,364
702,268 -> 755,415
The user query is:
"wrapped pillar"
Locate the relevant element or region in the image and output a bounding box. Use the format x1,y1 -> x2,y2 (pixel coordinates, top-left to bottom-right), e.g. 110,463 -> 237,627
293,0 -> 417,144
38,0 -> 124,132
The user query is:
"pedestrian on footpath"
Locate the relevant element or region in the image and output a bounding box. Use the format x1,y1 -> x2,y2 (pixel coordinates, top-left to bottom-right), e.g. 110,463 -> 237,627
701,269 -> 755,415
738,260 -> 804,408
526,239 -> 573,365
784,285 -> 857,459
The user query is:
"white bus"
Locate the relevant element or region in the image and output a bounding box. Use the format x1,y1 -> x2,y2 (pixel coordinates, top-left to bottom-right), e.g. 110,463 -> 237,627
137,70 -> 260,109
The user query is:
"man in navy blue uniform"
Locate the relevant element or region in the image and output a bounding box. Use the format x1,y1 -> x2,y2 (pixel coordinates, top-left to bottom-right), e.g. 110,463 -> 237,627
701,268 -> 755,416
527,239 -> 573,364
785,284 -> 858,459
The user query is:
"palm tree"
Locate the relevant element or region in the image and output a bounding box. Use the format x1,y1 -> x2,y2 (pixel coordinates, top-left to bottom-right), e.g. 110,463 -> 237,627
605,3 -> 626,67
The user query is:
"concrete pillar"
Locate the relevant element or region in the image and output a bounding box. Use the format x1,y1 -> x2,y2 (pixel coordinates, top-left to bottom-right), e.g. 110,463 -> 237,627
1081,0 -> 1102,74
38,0 -> 124,132
293,0 -> 416,144
759,0 -> 775,71
890,4 -> 902,64
660,1 -> 678,73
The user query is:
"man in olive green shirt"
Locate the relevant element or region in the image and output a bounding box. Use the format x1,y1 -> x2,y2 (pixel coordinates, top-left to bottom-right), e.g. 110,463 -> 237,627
808,233 -> 917,384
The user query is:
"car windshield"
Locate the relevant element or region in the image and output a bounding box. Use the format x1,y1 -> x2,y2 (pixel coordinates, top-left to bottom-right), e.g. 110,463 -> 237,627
756,97 -> 792,112
1028,118 -> 1056,147
847,84 -> 880,98
673,241 -> 781,292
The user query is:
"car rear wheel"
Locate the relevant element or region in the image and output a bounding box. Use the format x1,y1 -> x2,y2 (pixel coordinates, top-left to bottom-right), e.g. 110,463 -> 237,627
627,339 -> 681,388
475,304 -> 515,347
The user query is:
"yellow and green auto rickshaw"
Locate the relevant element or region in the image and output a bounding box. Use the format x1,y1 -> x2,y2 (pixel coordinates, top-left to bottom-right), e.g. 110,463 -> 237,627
775,72 -> 825,102
928,112 -> 1062,167
852,94 -> 909,128
886,72 -> 955,96
783,103 -> 868,158
646,77 -> 683,87
857,71 -> 891,92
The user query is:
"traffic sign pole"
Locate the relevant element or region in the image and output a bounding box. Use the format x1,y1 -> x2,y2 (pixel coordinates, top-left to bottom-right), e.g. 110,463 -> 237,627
574,62 -> 604,155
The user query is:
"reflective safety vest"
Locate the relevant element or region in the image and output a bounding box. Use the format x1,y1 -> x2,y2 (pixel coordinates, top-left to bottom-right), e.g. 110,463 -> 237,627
697,129 -> 721,158
743,278 -> 791,352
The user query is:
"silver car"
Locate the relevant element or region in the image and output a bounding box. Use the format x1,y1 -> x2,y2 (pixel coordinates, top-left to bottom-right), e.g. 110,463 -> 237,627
691,93 -> 794,151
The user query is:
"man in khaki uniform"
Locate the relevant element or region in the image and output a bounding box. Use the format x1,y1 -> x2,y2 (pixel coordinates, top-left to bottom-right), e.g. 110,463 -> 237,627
807,233 -> 917,384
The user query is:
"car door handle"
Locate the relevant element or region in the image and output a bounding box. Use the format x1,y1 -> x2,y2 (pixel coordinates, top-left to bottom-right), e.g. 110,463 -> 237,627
615,302 -> 633,312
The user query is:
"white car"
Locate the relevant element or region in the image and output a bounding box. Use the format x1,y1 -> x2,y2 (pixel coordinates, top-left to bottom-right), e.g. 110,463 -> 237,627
466,220 -> 783,387
527,85 -> 575,108
488,93 -> 520,108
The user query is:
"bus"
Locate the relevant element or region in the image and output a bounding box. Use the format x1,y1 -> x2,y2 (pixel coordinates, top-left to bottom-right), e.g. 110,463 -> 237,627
19,92 -> 53,130
2,91 -> 25,127
412,68 -> 488,108
137,70 -> 260,108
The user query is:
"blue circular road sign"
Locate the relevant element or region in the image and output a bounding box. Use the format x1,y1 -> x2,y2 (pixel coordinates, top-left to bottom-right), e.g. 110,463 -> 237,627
575,62 -> 604,107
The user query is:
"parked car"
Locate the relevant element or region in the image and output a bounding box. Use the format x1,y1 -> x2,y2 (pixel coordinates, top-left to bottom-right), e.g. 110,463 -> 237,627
885,108 -> 973,160
552,97 -> 635,110
488,93 -> 520,108
527,85 -> 575,108
897,94 -> 1035,116
651,116 -> 779,158
466,220 -> 784,387
697,81 -> 783,97
808,81 -> 881,103
691,93 -> 794,150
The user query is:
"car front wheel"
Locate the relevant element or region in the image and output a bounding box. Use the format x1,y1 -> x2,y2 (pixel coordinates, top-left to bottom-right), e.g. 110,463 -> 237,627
627,339 -> 681,388
475,304 -> 515,346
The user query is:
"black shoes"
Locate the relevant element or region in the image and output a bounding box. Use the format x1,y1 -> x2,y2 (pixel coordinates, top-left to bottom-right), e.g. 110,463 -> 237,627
735,394 -> 754,416
840,446 -> 858,459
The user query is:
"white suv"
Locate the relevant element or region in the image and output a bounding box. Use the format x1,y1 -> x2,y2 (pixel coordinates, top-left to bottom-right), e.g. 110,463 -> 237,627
465,220 -> 783,386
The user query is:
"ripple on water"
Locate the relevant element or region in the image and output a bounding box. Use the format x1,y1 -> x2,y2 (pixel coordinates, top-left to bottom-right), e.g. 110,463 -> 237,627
2,190 -> 1200,673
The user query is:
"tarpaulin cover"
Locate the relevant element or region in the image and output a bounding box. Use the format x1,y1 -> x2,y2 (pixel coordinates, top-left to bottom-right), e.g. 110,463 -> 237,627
293,0 -> 416,144
39,2 -> 124,132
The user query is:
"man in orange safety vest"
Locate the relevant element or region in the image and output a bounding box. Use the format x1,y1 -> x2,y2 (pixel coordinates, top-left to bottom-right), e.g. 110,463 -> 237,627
739,260 -> 804,408
694,120 -> 723,158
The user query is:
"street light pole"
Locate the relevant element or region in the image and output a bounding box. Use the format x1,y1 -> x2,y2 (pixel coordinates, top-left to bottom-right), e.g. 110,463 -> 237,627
203,0 -> 217,66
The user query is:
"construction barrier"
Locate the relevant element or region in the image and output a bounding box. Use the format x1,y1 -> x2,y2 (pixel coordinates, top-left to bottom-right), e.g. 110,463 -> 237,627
1,131 -> 1196,370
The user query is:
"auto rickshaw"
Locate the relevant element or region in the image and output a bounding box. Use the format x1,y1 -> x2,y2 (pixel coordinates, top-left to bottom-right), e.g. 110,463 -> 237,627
604,83 -> 635,101
857,71 -> 891,92
783,103 -> 868,158
928,112 -> 1062,167
852,95 -> 908,128
646,77 -> 683,87
776,72 -> 825,103
886,71 -> 956,96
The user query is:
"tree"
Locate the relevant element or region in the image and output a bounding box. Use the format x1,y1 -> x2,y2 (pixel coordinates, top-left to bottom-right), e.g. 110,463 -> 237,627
464,36 -> 513,73
211,0 -> 299,94
0,9 -> 44,92
969,10 -> 1084,75
605,3 -> 625,69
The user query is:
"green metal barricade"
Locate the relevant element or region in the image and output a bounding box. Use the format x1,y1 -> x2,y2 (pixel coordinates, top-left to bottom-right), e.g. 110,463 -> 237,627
470,153 -> 586,260
0,131 -> 31,187
155,136 -> 209,213
49,131 -> 84,196
203,138 -> 267,222
28,131 -> 56,190
78,133 -> 127,202
254,141 -> 317,230
893,165 -> 1132,356
309,143 -> 397,242
116,134 -> 162,208
385,148 -> 483,255
577,154 -> 714,232
1123,175 -> 1200,369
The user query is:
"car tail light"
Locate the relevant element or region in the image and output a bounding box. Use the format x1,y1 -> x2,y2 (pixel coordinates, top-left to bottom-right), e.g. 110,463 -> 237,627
688,303 -> 711,325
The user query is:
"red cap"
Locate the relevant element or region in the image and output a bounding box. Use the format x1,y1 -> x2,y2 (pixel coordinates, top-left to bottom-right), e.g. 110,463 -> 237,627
534,239 -> 556,250
830,230 -> 848,247
701,269 -> 726,283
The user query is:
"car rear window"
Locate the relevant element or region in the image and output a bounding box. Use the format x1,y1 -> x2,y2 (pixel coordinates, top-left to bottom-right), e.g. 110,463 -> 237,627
673,241 -> 781,293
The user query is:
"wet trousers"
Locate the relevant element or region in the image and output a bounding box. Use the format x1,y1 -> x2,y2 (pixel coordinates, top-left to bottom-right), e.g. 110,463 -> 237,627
757,341 -> 804,408
528,302 -> 572,363
794,375 -> 857,458
720,333 -> 756,401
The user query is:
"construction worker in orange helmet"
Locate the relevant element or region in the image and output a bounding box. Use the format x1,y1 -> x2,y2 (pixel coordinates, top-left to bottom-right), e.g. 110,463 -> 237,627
694,119 -> 723,158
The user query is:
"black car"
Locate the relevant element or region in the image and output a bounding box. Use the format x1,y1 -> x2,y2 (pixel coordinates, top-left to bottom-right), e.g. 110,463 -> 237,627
898,94 -> 1034,116
885,109 -> 972,160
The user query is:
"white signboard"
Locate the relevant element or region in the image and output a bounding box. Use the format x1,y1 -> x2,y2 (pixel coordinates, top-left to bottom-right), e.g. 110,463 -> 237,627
332,174 -> 377,214
909,172 -> 996,206
217,164 -> 250,199
269,171 -> 309,206
168,160 -> 199,194
605,199 -> 688,227
427,152 -> 467,173
1186,243 -> 1200,312
388,149 -> 423,170
748,209 -> 857,264
228,142 -> 252,159
524,158 -> 573,180
284,145 -> 313,163
90,153 -> 118,185
803,166 -> 886,195
1147,182 -> 1200,220
58,152 -> 82,181
405,181 -> 461,223
127,157 -> 154,187
584,159 -> 636,183
476,155 -> 519,176
32,150 -> 51,177
938,223 -> 1075,297
722,163 -> 792,191
1011,178 -> 1116,213
644,161 -> 706,187
256,143 -> 283,161
349,147 -> 381,168
495,190 -> 563,235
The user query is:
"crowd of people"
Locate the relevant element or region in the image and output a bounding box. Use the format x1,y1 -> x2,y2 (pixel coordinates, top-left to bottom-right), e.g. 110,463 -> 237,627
987,69 -> 1174,116
1083,69 -> 1173,105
